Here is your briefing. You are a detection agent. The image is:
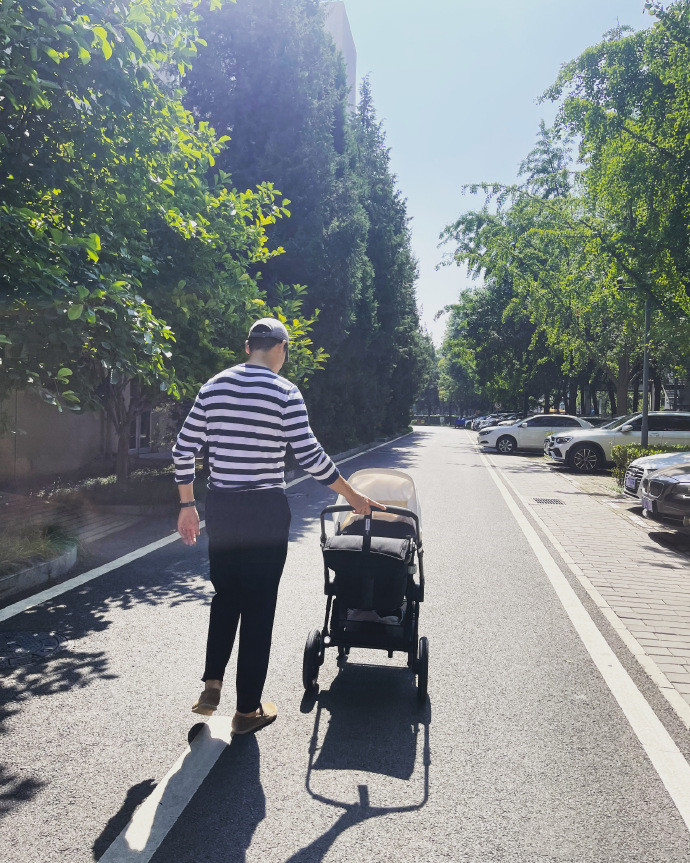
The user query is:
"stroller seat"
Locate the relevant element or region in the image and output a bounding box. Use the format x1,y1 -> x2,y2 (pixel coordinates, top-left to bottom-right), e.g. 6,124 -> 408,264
322,533 -> 414,611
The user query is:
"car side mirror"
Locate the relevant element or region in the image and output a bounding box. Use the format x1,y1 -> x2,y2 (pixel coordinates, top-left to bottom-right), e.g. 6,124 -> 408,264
620,424 -> 634,433
520,422 -> 528,428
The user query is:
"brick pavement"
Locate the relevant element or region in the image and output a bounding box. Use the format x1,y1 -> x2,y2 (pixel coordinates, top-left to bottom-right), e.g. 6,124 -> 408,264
483,448 -> 690,724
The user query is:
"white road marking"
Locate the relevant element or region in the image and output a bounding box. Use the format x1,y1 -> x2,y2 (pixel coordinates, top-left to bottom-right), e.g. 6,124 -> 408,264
98,718 -> 234,862
0,528 -> 203,624
0,433 -> 411,624
480,450 -> 690,832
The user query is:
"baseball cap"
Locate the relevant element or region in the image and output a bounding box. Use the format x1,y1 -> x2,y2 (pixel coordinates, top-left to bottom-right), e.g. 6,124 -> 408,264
248,318 -> 290,343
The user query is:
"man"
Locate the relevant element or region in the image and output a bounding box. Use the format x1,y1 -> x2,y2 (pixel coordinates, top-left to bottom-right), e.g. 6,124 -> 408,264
173,318 -> 381,735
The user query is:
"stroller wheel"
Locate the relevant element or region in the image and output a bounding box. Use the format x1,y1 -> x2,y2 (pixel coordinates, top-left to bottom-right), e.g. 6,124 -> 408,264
303,629 -> 322,691
416,636 -> 428,704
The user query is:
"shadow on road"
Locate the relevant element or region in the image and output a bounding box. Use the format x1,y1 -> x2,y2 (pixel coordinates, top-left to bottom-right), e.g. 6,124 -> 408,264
289,662 -> 431,862
0,433 -> 424,821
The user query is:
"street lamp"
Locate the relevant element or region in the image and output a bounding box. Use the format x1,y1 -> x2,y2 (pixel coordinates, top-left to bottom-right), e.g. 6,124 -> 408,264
617,276 -> 651,446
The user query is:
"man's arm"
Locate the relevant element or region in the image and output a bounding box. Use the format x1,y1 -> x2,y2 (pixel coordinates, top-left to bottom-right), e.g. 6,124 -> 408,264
174,393 -> 207,546
328,475 -> 385,515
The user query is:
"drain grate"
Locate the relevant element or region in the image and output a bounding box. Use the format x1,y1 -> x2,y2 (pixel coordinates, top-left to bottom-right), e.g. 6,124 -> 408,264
0,631 -> 71,670
533,498 -> 565,505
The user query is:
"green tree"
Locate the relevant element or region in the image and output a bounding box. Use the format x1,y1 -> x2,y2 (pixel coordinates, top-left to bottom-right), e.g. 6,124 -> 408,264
0,0 -> 324,486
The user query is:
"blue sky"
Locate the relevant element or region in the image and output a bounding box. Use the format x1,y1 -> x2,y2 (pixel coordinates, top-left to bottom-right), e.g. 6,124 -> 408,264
340,0 -> 653,344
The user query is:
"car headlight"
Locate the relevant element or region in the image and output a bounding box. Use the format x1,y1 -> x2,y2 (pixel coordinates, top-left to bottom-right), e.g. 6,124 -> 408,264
671,482 -> 690,499
478,430 -> 490,436
555,436 -> 573,444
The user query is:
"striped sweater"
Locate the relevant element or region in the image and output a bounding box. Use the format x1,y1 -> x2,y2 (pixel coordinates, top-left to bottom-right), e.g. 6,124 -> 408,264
173,363 -> 340,490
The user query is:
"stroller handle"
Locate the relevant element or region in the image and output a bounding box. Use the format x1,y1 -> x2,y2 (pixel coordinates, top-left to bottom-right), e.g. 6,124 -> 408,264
319,504 -> 420,545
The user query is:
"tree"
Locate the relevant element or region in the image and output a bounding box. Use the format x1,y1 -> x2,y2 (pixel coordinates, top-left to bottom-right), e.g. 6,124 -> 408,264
0,0 -> 324,486
185,4 -> 427,448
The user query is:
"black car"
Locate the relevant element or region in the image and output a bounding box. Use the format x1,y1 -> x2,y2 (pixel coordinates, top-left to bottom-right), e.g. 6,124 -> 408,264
639,465 -> 690,529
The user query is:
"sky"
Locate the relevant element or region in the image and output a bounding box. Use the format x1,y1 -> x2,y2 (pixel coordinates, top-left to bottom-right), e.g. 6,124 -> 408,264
339,0 -> 654,344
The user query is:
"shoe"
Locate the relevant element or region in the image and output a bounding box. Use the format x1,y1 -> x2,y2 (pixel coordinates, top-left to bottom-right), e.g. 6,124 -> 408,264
191,687 -> 221,716
231,702 -> 278,735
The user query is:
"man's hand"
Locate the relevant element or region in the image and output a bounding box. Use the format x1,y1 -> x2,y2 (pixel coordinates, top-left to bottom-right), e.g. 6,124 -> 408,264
345,489 -> 385,516
328,475 -> 386,516
178,506 -> 201,546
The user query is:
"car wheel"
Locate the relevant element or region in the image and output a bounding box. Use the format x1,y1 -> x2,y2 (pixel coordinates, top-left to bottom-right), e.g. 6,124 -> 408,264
496,435 -> 517,455
569,443 -> 602,473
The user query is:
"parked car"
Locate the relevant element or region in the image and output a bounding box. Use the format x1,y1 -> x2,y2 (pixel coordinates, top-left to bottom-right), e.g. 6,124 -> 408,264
471,415 -> 489,430
639,464 -> 690,529
544,416 -> 624,458
546,411 -> 690,474
623,451 -> 690,498
478,414 -> 593,455
476,414 -> 503,430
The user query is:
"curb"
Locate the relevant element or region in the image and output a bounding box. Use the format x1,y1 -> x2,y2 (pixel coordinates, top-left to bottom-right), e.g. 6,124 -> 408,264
0,543 -> 78,603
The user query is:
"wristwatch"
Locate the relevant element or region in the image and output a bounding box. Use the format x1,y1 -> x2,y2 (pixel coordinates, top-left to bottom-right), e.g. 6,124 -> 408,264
179,500 -> 196,508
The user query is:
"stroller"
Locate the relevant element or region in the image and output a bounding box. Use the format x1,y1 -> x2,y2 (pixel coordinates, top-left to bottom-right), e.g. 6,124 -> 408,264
302,468 -> 428,703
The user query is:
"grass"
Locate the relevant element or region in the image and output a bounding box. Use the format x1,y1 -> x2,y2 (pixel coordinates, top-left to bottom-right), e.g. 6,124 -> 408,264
0,525 -> 77,577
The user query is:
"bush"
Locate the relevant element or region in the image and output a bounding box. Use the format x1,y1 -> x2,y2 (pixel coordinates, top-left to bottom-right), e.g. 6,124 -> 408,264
0,525 -> 76,577
611,444 -> 690,486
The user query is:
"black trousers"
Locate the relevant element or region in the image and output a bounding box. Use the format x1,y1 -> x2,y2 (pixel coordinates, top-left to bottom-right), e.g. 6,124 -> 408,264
203,486 -> 291,714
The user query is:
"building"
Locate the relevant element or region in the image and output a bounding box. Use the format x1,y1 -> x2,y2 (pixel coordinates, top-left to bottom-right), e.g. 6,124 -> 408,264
324,1 -> 357,110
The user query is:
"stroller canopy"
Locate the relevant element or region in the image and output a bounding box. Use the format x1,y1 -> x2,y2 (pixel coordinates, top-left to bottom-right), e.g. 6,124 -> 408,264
334,468 -> 422,539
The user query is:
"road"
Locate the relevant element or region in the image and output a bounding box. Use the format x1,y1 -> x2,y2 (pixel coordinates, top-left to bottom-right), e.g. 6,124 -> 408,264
3,426 -> 690,862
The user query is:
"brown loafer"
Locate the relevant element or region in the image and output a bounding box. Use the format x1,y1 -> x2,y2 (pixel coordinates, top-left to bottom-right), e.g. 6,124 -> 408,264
231,702 -> 277,735
191,687 -> 221,716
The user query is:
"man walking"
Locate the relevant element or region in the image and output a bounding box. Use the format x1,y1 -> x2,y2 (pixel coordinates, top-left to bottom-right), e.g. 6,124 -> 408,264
173,318 -> 381,735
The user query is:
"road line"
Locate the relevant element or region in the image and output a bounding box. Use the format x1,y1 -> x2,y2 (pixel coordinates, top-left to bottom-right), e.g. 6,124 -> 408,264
0,528 -> 203,624
480,450 -> 690,832
98,718 -> 234,863
0,433 -> 411,625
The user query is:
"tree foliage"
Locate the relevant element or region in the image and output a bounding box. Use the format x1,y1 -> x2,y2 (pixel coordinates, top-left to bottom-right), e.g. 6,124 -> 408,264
185,2 -> 428,448
440,4 -> 690,413
0,0 -> 326,484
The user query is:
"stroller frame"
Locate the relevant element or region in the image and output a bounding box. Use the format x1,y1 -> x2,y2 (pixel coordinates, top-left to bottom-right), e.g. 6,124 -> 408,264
303,504 -> 428,703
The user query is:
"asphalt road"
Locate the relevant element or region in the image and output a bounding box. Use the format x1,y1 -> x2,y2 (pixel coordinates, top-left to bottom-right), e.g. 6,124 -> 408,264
3,427 -> 690,862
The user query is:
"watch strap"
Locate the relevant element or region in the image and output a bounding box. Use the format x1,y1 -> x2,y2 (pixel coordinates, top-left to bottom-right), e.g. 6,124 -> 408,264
179,500 -> 196,508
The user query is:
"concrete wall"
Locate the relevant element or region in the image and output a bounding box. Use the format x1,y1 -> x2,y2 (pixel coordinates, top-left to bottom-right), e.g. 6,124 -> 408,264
324,1 -> 357,109
0,390 -> 112,483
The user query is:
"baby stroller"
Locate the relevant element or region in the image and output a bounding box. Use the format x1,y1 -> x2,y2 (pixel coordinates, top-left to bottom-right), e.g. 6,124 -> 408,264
302,468 -> 428,703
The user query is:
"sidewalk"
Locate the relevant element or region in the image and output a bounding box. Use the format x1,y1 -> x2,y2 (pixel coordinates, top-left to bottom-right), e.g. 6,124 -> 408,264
486,449 -> 690,722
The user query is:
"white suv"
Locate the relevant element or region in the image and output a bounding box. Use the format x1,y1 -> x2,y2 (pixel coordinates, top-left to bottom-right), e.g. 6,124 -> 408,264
547,412 -> 690,473
478,414 -> 592,455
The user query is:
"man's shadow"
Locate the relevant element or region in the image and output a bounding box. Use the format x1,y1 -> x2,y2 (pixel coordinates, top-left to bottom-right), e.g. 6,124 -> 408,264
288,661 -> 431,862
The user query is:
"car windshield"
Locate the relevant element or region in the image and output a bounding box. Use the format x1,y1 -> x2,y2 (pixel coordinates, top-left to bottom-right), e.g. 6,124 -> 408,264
605,413 -> 638,430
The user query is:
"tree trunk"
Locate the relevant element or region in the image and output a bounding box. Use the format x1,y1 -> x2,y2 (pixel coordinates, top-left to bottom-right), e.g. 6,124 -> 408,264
607,382 -> 617,416
116,424 -> 130,490
632,376 -> 640,413
544,391 -> 550,413
567,380 -> 577,415
616,381 -> 629,416
653,373 -> 662,411
589,383 -> 598,415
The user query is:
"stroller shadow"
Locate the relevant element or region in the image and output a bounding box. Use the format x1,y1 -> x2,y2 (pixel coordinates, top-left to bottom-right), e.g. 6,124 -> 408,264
289,663 -> 430,862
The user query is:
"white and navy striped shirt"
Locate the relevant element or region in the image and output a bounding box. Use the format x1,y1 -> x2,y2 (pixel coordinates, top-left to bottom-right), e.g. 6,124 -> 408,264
173,363 -> 340,490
